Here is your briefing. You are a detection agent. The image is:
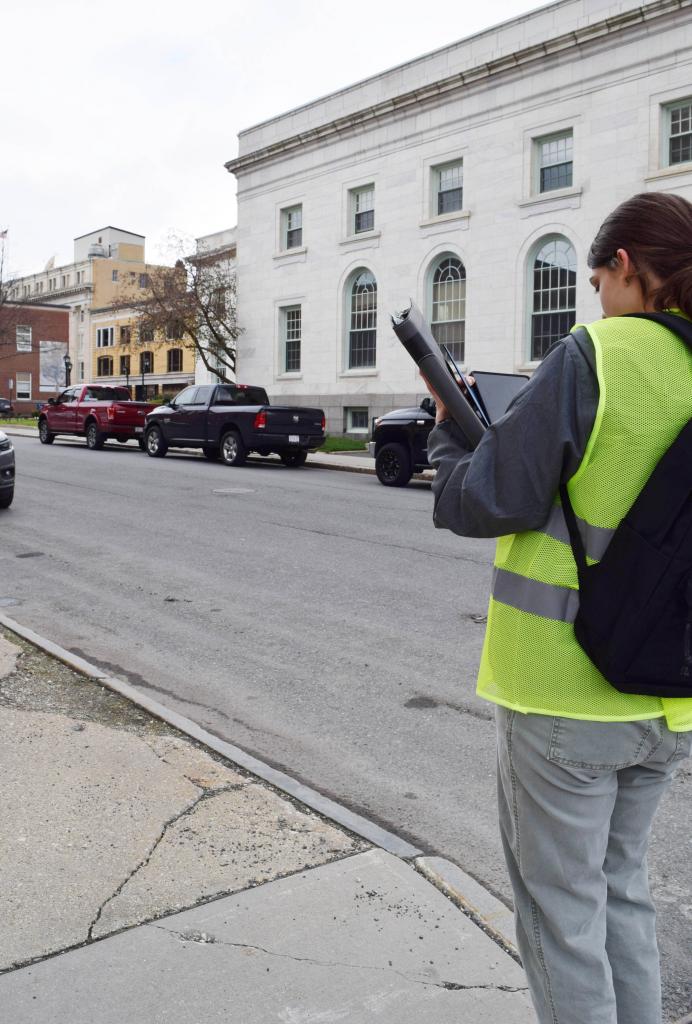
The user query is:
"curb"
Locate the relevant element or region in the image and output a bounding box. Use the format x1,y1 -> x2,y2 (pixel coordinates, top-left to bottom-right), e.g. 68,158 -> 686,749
416,856 -> 517,956
4,427 -> 435,480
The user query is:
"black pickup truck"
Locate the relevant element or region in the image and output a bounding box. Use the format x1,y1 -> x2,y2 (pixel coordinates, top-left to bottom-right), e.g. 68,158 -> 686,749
144,383 -> 325,467
371,397 -> 436,486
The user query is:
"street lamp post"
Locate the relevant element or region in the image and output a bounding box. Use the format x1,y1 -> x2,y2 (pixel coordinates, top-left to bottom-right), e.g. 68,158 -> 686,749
63,354 -> 73,387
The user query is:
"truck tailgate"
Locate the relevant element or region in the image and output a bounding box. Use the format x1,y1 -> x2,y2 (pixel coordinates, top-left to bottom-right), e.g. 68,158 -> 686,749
264,407 -> 324,433
108,402 -> 156,426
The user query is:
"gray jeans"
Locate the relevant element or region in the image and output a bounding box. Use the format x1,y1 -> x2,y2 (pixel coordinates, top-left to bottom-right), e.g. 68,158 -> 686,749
495,708 -> 691,1024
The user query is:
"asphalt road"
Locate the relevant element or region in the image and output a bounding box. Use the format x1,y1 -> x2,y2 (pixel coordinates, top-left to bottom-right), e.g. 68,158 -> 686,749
2,435 -> 691,1019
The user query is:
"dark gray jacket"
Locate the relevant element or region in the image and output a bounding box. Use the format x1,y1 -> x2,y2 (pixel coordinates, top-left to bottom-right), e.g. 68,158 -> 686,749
427,331 -> 598,538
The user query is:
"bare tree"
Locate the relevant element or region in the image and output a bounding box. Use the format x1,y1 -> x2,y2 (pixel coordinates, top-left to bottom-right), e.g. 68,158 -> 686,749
112,238 -> 241,382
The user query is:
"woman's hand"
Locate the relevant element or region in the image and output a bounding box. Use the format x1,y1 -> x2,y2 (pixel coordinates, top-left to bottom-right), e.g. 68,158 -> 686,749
420,372 -> 475,424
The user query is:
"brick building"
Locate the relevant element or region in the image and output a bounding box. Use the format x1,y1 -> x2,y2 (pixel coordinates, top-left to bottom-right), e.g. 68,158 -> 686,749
0,302 -> 70,414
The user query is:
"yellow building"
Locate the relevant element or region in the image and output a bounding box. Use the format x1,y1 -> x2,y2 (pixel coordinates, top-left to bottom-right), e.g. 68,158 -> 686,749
90,305 -> 195,399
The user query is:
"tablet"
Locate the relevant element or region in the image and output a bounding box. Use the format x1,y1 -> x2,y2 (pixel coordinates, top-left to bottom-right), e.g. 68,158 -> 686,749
469,371 -> 529,423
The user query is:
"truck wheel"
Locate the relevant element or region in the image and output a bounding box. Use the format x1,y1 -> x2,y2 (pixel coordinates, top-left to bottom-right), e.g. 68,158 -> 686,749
38,419 -> 55,445
203,446 -> 220,461
0,487 -> 14,509
280,449 -> 308,468
375,443 -> 412,487
145,425 -> 168,458
220,430 -> 247,467
86,422 -> 106,450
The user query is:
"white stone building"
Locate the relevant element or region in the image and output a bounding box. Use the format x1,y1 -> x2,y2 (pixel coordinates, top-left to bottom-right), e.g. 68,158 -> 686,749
226,0 -> 692,435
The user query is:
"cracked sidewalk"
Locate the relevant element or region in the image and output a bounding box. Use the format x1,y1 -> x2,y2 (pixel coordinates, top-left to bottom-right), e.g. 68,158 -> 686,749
0,627 -> 534,1022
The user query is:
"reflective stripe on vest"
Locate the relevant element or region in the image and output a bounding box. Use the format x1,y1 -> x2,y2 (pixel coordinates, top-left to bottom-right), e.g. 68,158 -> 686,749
540,504 -> 615,562
492,567 -> 580,623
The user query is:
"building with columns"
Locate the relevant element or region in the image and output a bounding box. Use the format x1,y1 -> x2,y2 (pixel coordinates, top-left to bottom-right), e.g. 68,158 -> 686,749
226,0 -> 692,435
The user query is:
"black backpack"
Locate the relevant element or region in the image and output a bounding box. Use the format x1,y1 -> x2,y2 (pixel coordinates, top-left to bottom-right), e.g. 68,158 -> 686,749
559,312 -> 692,698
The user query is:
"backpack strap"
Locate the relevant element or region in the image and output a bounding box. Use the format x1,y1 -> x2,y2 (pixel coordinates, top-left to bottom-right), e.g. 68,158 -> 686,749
559,481 -> 588,583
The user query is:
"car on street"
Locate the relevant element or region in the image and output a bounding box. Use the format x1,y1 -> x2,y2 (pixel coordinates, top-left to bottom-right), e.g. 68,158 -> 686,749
371,398 -> 436,486
38,385 -> 157,450
0,430 -> 15,508
0,398 -> 14,419
144,383 -> 325,466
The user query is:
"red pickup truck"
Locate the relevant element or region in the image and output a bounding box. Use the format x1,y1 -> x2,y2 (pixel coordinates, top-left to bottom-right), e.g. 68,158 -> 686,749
38,385 -> 156,450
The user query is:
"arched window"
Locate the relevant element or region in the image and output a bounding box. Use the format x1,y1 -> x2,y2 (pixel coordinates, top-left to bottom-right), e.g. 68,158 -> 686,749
347,270 -> 377,369
530,236 -> 576,360
430,255 -> 466,362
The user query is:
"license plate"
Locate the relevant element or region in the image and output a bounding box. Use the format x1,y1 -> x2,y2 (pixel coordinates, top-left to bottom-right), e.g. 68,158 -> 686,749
289,434 -> 300,443
135,427 -> 143,434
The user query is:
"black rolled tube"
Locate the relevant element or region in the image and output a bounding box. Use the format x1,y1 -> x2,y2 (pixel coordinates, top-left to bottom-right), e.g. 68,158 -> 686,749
391,301 -> 485,448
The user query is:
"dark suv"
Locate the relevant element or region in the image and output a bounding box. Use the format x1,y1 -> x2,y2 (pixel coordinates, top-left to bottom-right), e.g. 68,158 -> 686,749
0,398 -> 14,418
0,430 -> 15,508
372,397 -> 436,487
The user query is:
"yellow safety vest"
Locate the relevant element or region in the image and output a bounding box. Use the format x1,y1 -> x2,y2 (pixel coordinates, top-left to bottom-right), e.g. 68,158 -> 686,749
477,315 -> 692,731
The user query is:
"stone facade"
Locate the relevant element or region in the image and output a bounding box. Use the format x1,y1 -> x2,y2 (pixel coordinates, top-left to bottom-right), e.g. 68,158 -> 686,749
227,0 -> 692,434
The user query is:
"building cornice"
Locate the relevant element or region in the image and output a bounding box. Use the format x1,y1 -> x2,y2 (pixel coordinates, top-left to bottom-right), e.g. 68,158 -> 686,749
225,0 -> 690,176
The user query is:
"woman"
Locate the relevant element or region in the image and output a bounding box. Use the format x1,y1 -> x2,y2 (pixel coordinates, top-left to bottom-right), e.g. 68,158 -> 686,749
427,192 -> 692,1024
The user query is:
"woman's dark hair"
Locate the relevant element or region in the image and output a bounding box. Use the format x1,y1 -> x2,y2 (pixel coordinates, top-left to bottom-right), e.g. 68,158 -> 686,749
588,192 -> 692,317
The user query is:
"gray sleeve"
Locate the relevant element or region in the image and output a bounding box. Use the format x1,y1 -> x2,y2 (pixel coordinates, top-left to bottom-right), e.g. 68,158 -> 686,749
427,331 -> 598,538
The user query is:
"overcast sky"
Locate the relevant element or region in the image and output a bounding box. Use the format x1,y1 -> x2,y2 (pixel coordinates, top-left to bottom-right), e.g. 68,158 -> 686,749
2,0 -> 548,276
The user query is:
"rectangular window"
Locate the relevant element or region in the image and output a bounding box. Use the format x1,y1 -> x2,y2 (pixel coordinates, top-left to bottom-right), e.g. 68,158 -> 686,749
120,325 -> 132,345
76,271 -> 84,284
344,407 -> 369,433
166,321 -> 183,340
167,349 -> 183,373
49,279 -> 55,291
79,361 -> 85,380
120,355 -> 131,375
434,161 -> 463,216
282,306 -> 301,373
16,372 -> 31,399
668,100 -> 692,165
140,351 -> 153,374
97,357 -> 113,377
60,275 -> 66,288
351,186 -> 375,234
96,327 -> 114,348
536,131 -> 573,193
16,325 -> 32,352
112,269 -> 119,282
282,205 -> 303,250
140,324 -> 154,343
139,273 -> 149,289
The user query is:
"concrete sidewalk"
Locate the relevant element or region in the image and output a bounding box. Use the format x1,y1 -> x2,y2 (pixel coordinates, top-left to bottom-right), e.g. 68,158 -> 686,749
0,625 -> 533,1023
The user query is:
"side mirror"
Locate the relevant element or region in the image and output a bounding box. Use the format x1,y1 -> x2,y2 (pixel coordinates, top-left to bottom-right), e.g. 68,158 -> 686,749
47,397 -> 57,406
420,396 -> 436,416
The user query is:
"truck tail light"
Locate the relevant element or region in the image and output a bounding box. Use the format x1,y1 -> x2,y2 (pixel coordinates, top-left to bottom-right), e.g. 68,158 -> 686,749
107,406 -> 116,422
321,414 -> 326,432
254,410 -> 267,429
